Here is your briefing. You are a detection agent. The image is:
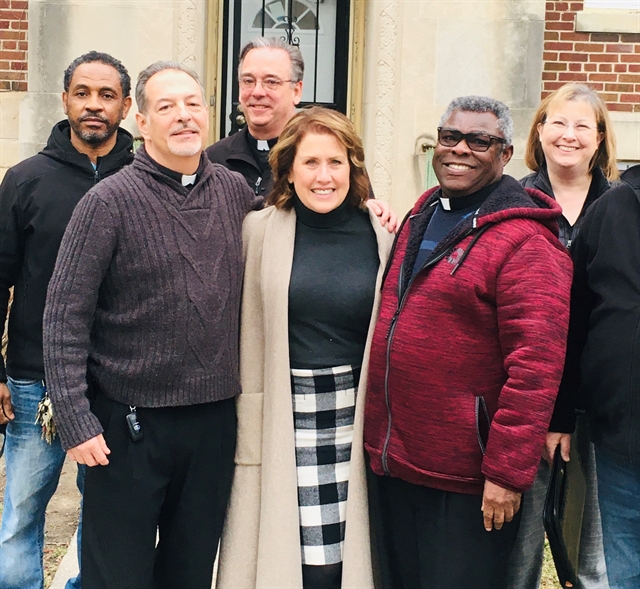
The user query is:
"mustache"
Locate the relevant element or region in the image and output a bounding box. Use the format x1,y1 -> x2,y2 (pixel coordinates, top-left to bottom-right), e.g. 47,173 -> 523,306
79,113 -> 109,124
170,122 -> 200,135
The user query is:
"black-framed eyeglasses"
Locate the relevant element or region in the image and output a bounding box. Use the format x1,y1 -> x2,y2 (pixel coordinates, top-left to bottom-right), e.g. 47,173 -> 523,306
437,127 -> 506,152
239,77 -> 295,91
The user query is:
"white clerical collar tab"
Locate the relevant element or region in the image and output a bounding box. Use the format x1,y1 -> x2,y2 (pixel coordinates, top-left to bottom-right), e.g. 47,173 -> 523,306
182,173 -> 197,187
256,140 -> 270,151
440,197 -> 452,211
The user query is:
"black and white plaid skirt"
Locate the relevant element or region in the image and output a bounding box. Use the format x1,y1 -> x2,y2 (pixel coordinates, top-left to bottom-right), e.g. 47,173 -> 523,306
291,364 -> 361,566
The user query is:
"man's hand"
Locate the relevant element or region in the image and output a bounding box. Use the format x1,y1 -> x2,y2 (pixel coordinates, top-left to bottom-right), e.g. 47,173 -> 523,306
68,434 -> 111,467
481,480 -> 522,531
366,199 -> 398,233
0,382 -> 14,424
543,432 -> 571,465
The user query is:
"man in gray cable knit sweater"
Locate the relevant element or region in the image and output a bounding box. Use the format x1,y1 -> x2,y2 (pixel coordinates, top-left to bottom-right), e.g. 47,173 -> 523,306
43,61 -> 259,589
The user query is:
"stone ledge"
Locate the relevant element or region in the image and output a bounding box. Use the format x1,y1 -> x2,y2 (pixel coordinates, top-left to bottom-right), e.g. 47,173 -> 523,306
576,9 -> 640,34
611,111 -> 640,162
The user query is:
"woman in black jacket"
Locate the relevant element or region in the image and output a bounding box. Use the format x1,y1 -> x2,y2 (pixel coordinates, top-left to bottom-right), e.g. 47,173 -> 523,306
506,83 -> 618,589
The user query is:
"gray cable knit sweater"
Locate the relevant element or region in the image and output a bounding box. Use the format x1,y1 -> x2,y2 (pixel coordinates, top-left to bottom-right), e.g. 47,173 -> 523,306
43,147 -> 258,450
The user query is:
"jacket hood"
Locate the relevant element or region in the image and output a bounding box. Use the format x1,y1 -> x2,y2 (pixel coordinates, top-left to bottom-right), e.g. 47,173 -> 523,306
40,120 -> 134,175
621,164 -> 640,192
412,175 -> 563,235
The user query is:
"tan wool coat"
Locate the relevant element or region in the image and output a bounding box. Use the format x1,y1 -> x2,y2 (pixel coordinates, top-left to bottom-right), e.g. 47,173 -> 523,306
216,204 -> 393,589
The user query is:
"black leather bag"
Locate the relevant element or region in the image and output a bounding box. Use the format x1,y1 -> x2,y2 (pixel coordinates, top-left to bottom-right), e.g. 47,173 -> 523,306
543,443 -> 587,589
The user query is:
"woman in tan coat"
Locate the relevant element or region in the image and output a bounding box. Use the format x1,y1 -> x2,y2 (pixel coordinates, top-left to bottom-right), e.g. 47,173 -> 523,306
216,107 -> 393,589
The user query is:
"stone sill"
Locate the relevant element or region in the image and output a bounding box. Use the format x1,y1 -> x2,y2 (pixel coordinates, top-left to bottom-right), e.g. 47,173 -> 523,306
576,9 -> 640,34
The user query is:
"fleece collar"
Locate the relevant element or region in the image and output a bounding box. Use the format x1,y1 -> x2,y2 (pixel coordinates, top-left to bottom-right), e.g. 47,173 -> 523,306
412,175 -> 563,234
400,176 -> 563,288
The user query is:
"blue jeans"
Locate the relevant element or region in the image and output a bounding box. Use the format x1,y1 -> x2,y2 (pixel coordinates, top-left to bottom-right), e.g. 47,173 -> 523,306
0,377 -> 83,589
596,444 -> 640,589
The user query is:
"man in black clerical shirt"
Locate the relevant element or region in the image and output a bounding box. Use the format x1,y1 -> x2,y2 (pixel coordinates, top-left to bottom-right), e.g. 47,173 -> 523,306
206,37 -> 303,197
206,37 -> 396,229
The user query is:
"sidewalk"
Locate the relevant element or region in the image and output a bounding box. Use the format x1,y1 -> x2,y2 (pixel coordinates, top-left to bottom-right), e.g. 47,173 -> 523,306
50,531 -> 78,589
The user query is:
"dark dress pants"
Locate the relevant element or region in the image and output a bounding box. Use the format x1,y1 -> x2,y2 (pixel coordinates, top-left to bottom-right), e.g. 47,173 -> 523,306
81,394 -> 237,589
368,468 -> 522,589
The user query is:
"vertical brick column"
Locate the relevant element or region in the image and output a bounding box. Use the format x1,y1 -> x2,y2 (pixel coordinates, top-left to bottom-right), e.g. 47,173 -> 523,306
0,0 -> 27,91
543,1 -> 640,112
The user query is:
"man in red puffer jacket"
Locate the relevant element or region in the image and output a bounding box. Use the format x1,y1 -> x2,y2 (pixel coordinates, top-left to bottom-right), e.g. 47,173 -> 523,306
364,96 -> 572,589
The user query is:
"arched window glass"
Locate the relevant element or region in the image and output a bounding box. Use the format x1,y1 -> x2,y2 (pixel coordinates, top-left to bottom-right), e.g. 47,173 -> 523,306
251,0 -> 319,31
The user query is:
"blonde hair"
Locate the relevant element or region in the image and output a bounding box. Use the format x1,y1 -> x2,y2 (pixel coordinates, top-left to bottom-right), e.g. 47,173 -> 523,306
525,83 -> 619,181
268,106 -> 370,209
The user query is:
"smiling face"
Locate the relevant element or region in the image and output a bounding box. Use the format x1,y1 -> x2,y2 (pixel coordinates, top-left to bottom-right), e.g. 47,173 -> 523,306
537,99 -> 602,176
288,131 -> 350,214
239,47 -> 302,140
63,61 -> 132,150
135,69 -> 208,173
433,110 -> 513,198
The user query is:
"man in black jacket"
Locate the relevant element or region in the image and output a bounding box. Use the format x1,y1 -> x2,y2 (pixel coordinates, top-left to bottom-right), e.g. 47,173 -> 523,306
557,164 -> 640,589
206,37 -> 394,228
0,51 -> 132,589
206,37 -> 303,197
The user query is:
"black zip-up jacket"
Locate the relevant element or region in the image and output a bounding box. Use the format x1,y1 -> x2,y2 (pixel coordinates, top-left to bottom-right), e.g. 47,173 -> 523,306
0,120 -> 134,382
521,164 -> 610,247
553,165 -> 640,461
206,128 -> 273,197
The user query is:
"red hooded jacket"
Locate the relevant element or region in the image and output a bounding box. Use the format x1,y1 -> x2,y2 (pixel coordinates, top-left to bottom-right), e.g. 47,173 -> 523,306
364,175 -> 572,495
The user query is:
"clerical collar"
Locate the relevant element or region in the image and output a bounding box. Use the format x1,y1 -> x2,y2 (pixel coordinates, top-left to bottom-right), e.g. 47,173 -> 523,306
246,131 -> 278,152
439,180 -> 501,211
148,154 -> 204,187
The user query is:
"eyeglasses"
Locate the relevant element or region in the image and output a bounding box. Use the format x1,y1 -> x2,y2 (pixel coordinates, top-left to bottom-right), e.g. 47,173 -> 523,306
437,128 -> 506,153
542,120 -> 598,135
239,77 -> 294,91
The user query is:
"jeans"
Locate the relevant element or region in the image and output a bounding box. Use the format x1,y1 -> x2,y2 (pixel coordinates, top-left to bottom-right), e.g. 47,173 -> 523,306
0,377 -> 83,589
596,444 -> 640,589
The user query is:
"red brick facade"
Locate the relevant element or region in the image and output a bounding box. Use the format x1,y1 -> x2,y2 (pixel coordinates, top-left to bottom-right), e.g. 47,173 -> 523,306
0,0 -> 27,91
543,1 -> 640,112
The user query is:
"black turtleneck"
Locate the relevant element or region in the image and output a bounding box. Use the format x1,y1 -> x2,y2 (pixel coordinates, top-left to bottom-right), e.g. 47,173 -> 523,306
288,196 -> 379,369
411,181 -> 499,277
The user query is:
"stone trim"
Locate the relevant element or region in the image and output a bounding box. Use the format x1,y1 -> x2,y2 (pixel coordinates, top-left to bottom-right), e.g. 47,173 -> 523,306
577,9 -> 640,35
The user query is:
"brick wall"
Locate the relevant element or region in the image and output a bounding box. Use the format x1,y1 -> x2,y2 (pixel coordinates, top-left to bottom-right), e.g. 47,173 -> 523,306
0,0 -> 27,91
543,1 -> 640,112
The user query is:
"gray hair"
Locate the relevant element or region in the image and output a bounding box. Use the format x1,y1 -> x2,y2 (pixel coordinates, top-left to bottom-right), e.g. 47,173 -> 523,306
439,96 -> 513,147
135,61 -> 206,115
238,37 -> 304,83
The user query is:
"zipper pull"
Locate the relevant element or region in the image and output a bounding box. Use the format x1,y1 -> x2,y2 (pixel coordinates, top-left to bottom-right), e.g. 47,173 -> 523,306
254,176 -> 262,195
385,310 -> 400,339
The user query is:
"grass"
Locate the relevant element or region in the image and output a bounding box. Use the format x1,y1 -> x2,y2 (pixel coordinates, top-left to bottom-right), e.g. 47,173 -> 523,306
43,544 -> 68,589
541,538 -> 563,588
